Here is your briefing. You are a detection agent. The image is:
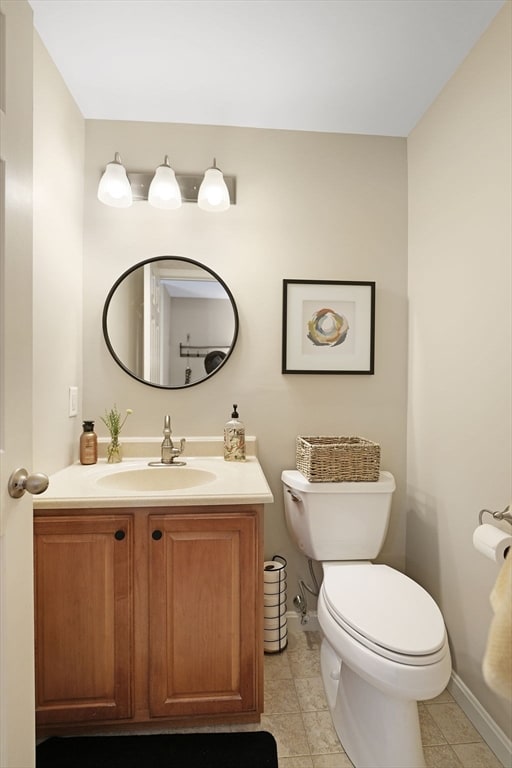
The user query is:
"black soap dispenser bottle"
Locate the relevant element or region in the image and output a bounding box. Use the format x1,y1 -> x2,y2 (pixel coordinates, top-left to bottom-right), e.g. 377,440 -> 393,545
224,404 -> 246,461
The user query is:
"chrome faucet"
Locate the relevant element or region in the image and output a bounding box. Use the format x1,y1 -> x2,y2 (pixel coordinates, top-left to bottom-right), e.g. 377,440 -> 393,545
149,415 -> 186,466
161,415 -> 186,464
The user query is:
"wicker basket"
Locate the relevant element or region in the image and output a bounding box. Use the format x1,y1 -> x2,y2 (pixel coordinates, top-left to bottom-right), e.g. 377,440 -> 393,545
296,436 -> 380,482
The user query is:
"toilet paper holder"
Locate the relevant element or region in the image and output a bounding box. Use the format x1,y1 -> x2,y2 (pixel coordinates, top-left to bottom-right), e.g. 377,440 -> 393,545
479,504 -> 512,526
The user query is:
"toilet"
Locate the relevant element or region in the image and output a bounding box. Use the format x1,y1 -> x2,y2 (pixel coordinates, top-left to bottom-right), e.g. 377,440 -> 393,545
282,469 -> 451,768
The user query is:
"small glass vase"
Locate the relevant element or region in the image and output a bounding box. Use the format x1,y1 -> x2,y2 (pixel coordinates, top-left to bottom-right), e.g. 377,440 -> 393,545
107,437 -> 122,463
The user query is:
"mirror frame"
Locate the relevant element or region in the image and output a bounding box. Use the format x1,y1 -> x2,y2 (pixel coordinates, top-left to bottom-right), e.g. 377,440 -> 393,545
102,256 -> 239,389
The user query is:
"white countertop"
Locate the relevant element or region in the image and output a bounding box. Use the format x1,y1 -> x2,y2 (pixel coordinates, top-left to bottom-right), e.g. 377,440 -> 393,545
33,455 -> 274,510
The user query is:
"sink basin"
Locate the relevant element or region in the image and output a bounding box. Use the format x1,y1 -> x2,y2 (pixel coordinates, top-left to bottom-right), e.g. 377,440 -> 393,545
33,446 -> 275,509
94,466 -> 217,492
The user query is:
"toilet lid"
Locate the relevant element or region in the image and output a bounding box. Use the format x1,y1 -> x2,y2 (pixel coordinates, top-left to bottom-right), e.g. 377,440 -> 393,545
322,564 -> 446,659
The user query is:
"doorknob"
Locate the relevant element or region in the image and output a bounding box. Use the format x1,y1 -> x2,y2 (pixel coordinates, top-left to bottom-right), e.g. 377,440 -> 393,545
8,468 -> 49,499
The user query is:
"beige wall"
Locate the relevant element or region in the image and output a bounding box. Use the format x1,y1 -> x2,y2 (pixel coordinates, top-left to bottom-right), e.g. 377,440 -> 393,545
33,33 -> 84,474
82,121 -> 409,596
407,2 -> 512,740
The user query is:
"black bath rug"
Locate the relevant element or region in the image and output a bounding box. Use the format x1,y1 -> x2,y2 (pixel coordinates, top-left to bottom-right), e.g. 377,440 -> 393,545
36,730 -> 278,768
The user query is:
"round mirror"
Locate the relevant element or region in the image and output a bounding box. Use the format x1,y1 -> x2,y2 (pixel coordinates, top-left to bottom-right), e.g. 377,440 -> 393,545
103,256 -> 239,389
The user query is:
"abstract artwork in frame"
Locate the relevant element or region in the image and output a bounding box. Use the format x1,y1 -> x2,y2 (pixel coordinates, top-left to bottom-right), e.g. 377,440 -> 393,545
282,280 -> 375,374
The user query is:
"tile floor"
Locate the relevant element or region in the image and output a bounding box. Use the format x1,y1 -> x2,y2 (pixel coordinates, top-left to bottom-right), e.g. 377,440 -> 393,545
39,627 -> 507,767
258,629 -> 506,768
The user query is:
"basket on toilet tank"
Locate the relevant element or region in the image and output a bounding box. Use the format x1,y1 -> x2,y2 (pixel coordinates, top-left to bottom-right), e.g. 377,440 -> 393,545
296,436 -> 380,482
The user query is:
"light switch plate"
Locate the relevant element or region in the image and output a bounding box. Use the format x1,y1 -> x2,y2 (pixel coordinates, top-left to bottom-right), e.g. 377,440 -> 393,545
68,386 -> 78,417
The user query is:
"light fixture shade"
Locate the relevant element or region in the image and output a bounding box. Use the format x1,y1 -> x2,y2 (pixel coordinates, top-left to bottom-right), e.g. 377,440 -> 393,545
197,160 -> 230,212
148,158 -> 182,210
97,153 -> 132,208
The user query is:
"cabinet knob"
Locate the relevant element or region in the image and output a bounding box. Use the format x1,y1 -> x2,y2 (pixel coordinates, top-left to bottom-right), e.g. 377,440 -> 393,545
114,530 -> 126,541
152,530 -> 163,541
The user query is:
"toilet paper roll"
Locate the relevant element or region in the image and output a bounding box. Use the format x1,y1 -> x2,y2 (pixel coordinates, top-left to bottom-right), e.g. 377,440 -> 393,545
264,608 -> 286,623
264,637 -> 288,654
264,602 -> 286,619
264,576 -> 287,589
264,627 -> 288,643
264,580 -> 287,595
264,561 -> 287,583
264,571 -> 287,585
264,615 -> 288,631
264,591 -> 287,608
473,524 -> 512,562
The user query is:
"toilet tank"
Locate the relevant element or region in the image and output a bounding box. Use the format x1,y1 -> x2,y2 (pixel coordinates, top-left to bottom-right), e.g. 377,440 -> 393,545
281,470 -> 396,561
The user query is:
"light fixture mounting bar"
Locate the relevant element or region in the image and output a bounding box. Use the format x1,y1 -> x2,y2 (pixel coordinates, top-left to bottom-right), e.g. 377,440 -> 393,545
128,172 -> 236,205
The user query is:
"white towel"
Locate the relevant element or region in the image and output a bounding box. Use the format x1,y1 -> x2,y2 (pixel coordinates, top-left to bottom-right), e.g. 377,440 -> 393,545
482,547 -> 512,700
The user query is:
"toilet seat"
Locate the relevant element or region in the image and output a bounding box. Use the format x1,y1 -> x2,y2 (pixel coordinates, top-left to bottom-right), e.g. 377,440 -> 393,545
322,563 -> 447,666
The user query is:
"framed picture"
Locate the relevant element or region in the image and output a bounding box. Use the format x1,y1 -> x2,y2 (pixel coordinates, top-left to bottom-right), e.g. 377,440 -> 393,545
282,280 -> 375,374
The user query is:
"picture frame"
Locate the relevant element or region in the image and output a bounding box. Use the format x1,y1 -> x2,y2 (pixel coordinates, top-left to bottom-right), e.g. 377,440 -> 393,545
282,280 -> 375,374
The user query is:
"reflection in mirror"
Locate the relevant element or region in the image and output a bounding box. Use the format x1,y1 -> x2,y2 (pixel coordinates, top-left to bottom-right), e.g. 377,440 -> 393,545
103,257 -> 239,389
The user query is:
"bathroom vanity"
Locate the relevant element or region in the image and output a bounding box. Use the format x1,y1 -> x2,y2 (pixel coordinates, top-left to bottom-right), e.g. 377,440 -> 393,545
33,445 -> 273,736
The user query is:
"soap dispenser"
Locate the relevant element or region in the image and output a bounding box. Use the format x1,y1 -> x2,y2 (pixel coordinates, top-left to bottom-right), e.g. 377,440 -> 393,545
80,420 -> 97,465
224,404 -> 246,461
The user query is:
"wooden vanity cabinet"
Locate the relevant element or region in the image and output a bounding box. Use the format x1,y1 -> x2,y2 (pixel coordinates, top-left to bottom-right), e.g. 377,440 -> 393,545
148,512 -> 259,718
34,514 -> 133,725
34,505 -> 263,732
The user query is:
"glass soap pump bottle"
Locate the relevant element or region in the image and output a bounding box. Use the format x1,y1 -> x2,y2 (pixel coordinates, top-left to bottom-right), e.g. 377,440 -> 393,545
224,405 -> 246,462
80,420 -> 97,465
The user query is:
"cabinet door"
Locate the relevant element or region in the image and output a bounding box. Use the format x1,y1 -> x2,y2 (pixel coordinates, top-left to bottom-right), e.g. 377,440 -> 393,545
34,515 -> 133,724
149,512 -> 260,718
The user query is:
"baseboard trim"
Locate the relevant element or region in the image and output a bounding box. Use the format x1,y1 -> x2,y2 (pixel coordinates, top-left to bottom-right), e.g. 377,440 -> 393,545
286,611 -> 320,633
285,615 -> 511,765
447,673 -> 511,766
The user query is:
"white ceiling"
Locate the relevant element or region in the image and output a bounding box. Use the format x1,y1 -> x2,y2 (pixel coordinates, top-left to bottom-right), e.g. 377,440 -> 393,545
29,0 -> 505,137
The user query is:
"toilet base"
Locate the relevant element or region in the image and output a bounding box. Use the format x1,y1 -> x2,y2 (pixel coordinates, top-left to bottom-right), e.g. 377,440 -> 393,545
321,638 -> 426,768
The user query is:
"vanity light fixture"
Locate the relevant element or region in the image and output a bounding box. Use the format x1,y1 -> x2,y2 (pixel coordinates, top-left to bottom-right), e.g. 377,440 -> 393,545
97,154 -> 236,211
148,155 -> 182,210
197,158 -> 230,212
97,152 -> 132,208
